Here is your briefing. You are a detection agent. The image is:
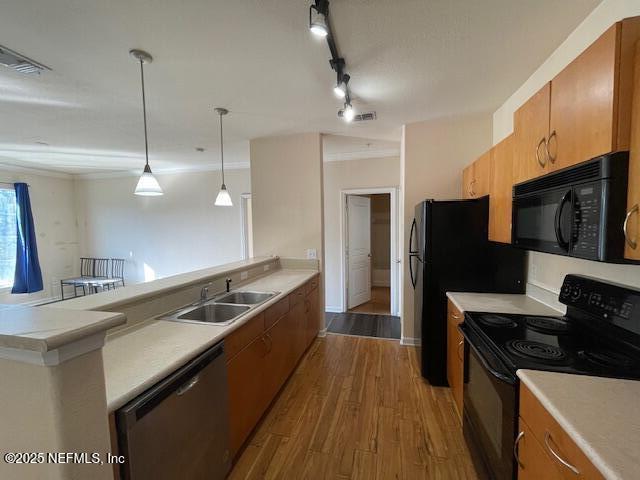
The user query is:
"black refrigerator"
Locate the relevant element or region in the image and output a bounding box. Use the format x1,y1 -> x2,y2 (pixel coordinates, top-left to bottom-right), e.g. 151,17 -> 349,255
409,197 -> 526,386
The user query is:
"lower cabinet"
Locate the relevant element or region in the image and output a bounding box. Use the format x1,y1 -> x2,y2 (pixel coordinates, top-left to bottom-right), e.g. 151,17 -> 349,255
227,274 -> 320,456
516,384 -> 604,480
446,299 -> 464,416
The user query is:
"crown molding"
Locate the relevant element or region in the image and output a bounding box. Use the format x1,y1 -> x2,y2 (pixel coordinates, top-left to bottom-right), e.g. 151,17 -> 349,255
74,161 -> 250,180
323,148 -> 400,162
0,162 -> 73,180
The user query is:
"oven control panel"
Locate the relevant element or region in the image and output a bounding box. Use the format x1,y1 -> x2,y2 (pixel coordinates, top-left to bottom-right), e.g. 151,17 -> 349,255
560,274 -> 640,335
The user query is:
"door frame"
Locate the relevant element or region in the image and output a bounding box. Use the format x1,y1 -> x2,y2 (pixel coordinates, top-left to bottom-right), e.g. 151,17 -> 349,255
340,187 -> 400,316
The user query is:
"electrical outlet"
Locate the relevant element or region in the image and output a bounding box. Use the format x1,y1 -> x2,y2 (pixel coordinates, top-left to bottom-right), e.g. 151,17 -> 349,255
240,271 -> 248,280
306,249 -> 318,260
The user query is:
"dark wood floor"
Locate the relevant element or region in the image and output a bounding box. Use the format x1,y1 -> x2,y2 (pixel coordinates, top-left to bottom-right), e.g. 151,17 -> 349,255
229,335 -> 478,480
326,312 -> 401,340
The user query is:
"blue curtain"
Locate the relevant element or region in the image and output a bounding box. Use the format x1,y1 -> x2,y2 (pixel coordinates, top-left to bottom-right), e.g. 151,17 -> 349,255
12,183 -> 43,293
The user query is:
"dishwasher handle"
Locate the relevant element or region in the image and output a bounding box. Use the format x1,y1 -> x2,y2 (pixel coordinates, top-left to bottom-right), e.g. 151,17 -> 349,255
117,341 -> 225,427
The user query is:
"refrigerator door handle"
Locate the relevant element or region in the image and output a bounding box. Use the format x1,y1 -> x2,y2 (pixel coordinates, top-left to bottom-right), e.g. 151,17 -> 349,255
409,218 -> 418,254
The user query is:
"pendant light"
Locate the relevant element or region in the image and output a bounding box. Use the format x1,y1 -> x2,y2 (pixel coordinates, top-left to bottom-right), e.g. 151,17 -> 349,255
214,107 -> 232,206
130,49 -> 163,196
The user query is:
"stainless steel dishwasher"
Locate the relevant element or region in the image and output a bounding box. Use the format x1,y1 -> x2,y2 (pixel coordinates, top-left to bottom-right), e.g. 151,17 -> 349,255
116,341 -> 230,480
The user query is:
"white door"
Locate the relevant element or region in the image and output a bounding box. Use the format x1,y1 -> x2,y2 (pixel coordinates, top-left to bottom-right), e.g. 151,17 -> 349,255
347,195 -> 371,309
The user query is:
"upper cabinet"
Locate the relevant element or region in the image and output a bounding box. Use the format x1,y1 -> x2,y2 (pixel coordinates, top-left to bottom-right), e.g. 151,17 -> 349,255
625,39 -> 640,261
462,150 -> 490,199
514,83 -> 551,183
549,20 -> 640,170
514,18 -> 640,183
489,135 -> 514,243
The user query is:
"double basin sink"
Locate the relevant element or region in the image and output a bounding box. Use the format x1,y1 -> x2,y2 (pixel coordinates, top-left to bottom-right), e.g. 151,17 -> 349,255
160,291 -> 279,326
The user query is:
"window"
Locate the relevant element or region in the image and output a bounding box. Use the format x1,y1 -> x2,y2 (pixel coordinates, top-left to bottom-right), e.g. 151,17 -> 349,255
0,188 -> 17,288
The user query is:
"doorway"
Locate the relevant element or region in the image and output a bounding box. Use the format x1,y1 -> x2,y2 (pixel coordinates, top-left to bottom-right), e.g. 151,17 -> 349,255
325,187 -> 401,340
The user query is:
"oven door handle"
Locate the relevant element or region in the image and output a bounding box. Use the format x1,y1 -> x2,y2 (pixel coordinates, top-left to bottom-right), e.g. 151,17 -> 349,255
458,325 -> 516,385
554,189 -> 572,252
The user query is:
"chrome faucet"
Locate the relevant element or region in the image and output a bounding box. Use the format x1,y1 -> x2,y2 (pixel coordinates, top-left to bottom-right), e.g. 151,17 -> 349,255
225,278 -> 232,292
201,283 -> 212,302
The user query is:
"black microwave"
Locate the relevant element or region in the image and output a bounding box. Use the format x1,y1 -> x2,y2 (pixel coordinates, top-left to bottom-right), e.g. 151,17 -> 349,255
512,152 -> 629,262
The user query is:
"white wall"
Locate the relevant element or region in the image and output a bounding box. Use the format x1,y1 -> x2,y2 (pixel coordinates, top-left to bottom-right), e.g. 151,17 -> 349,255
323,156 -> 400,311
0,166 -> 79,304
492,0 -> 640,292
401,113 -> 493,341
75,168 -> 251,284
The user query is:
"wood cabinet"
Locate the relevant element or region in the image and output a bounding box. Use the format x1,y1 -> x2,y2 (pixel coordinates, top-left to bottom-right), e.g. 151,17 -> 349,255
517,384 -> 604,480
489,134 -> 514,243
550,20 -> 640,170
514,83 -> 552,183
446,299 -> 464,416
304,282 -> 320,346
625,39 -> 640,260
463,151 -> 491,199
514,18 -> 640,183
227,274 -> 321,456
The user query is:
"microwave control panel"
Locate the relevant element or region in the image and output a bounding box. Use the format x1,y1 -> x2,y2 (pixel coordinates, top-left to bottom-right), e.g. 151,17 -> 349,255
570,182 -> 602,259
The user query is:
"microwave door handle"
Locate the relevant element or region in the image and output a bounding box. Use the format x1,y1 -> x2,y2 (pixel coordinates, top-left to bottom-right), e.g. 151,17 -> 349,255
554,190 -> 572,252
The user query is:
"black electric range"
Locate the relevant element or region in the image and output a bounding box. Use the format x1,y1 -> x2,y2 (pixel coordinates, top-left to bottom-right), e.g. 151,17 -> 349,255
458,274 -> 640,480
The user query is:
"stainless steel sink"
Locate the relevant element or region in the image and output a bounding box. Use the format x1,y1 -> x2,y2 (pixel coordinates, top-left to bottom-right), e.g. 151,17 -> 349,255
176,304 -> 250,325
214,291 -> 276,305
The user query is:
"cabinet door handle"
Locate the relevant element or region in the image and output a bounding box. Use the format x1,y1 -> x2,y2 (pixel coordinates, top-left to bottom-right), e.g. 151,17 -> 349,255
546,130 -> 557,164
457,340 -> 464,362
266,333 -> 273,353
543,432 -> 580,475
536,137 -> 547,167
470,179 -> 476,197
260,335 -> 269,356
513,430 -> 525,468
623,204 -> 639,249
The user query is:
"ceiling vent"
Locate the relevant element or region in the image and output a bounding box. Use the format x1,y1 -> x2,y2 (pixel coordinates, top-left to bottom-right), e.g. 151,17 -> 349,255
0,45 -> 50,75
353,111 -> 377,122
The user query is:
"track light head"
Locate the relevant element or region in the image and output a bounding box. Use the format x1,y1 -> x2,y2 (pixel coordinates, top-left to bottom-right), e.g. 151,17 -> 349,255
309,3 -> 329,37
333,73 -> 349,98
340,102 -> 355,122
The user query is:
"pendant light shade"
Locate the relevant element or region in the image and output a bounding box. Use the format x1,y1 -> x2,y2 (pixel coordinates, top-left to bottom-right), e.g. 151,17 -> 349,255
130,49 -> 163,197
214,107 -> 232,207
135,164 -> 163,196
215,185 -> 233,206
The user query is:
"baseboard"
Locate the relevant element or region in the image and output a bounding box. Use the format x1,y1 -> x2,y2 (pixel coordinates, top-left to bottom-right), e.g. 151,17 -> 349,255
324,306 -> 343,313
372,269 -> 390,287
317,328 -> 327,337
400,336 -> 421,346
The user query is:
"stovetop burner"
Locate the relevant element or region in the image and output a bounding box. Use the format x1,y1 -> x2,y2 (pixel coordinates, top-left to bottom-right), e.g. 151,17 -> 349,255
505,340 -> 568,364
579,349 -> 638,370
524,316 -> 571,334
478,314 -> 518,328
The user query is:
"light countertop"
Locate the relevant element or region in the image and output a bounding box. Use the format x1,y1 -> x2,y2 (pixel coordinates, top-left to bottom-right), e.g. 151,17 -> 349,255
0,305 -> 125,353
47,256 -> 277,312
446,291 -> 562,316
104,268 -> 318,412
517,370 -> 640,480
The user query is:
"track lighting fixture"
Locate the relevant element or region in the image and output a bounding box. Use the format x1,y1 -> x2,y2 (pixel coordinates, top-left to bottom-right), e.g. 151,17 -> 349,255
334,74 -> 349,98
130,49 -> 163,197
309,1 -> 359,122
309,0 -> 329,37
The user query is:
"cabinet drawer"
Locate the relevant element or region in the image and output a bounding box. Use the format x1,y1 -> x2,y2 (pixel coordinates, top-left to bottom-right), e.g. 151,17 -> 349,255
225,312 -> 265,362
290,286 -> 306,307
519,384 -> 604,479
305,275 -> 319,295
264,296 -> 290,329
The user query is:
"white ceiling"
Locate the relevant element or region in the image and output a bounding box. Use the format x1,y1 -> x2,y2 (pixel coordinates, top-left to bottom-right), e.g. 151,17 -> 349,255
0,0 -> 601,175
